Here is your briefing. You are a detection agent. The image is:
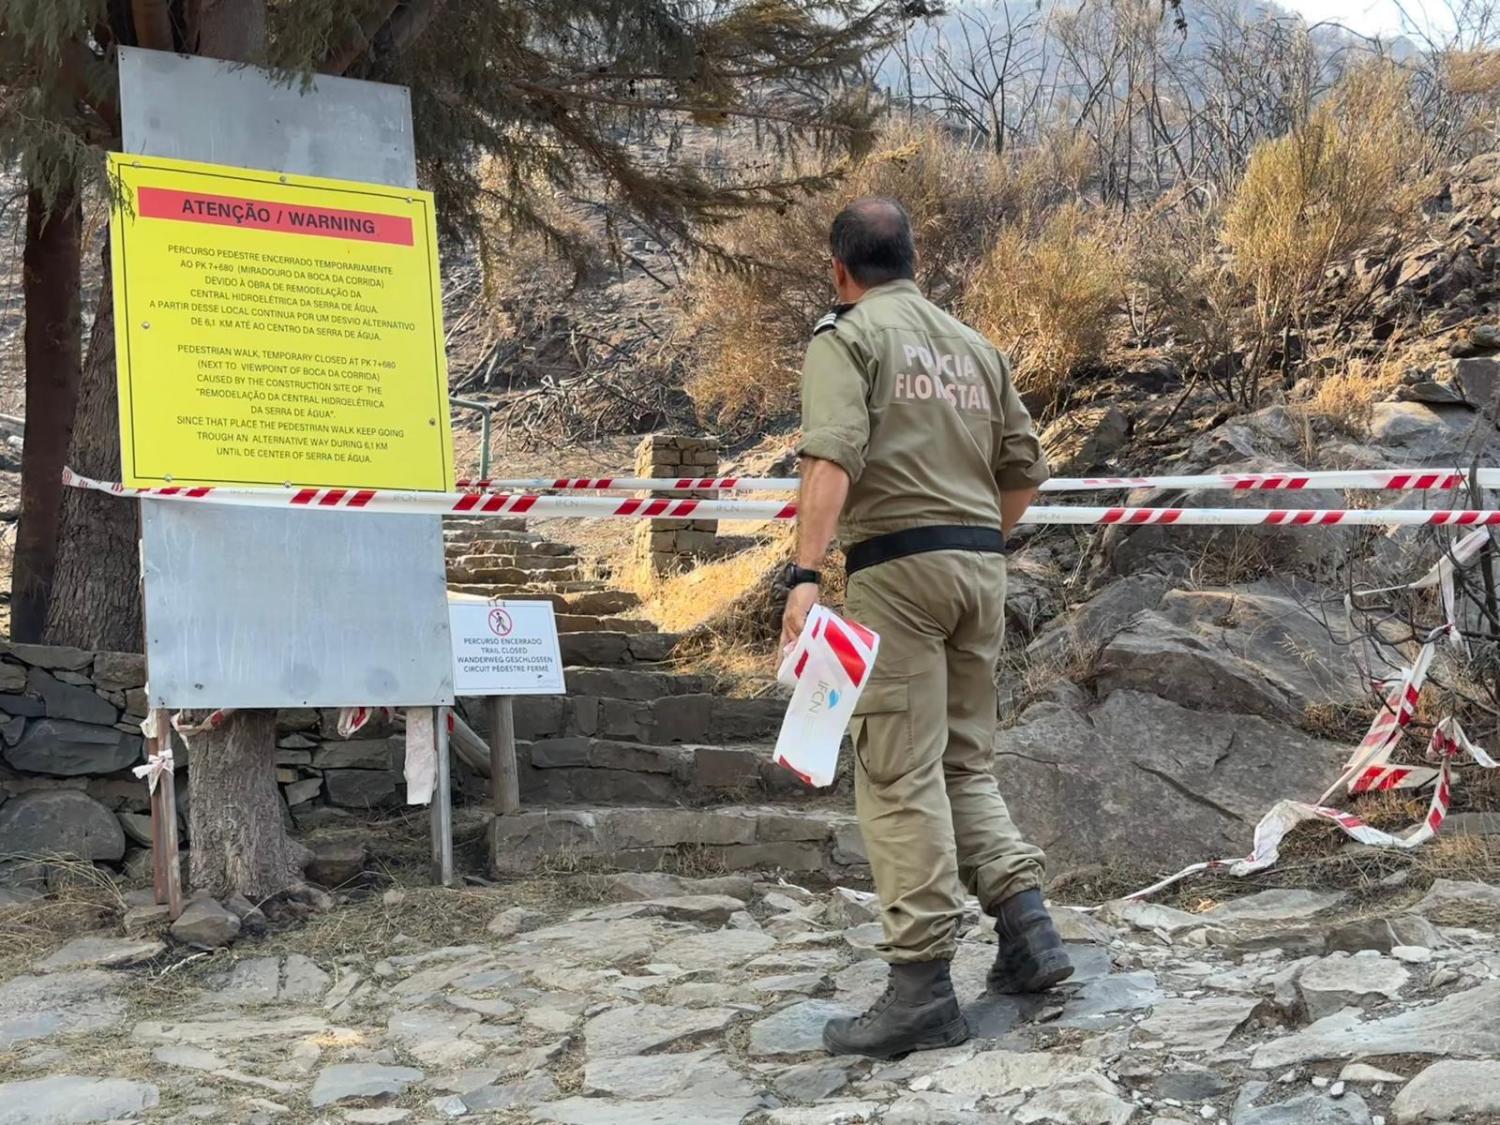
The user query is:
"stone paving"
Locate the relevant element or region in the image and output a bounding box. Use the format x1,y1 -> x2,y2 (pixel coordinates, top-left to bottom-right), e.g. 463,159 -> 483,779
3,873 -> 1500,1124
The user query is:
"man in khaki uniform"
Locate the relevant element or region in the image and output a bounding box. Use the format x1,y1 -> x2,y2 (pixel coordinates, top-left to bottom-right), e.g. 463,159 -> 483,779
781,197 -> 1072,1059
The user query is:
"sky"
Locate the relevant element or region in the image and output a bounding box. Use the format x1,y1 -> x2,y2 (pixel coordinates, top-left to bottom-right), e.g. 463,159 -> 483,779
1277,0 -> 1457,38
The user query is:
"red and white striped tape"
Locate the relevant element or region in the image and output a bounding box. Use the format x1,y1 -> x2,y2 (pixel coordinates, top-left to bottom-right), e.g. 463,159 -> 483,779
56,468 -> 1500,527
460,468 -> 1497,494
1125,531 -> 1500,902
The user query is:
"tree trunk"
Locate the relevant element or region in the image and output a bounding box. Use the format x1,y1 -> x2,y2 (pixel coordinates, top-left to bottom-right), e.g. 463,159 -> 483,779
13,187 -> 82,643
50,0 -> 305,901
43,242 -> 143,651
185,710 -> 307,898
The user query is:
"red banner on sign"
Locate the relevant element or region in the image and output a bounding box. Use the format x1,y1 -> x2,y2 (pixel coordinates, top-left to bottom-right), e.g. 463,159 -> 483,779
136,187 -> 414,246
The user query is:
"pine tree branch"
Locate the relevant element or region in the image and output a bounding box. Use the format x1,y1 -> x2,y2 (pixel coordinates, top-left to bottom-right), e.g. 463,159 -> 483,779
506,78 -> 854,131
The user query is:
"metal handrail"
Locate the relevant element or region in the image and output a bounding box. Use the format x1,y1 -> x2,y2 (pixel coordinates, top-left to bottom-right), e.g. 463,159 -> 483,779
450,397 -> 495,480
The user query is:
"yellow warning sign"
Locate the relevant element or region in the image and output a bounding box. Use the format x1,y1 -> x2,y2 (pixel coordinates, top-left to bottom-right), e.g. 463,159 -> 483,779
108,152 -> 455,491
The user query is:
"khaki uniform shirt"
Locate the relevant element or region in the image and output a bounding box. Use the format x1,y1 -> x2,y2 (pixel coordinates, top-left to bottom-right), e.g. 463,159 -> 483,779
797,278 -> 1050,546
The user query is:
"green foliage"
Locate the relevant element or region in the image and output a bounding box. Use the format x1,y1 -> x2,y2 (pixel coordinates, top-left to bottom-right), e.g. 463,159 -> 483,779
2,0 -> 901,241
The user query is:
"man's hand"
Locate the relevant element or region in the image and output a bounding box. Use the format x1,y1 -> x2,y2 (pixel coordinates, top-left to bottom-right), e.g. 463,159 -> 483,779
781,582 -> 820,651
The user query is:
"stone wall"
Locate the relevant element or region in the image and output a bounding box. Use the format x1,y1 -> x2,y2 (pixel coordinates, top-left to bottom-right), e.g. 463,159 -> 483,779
0,642 -> 423,883
633,434 -> 720,575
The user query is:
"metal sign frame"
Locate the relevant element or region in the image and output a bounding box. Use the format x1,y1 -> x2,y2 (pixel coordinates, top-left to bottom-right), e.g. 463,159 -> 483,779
121,47 -> 457,886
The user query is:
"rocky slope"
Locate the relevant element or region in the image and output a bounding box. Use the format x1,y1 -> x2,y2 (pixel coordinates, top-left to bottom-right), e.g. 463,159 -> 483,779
3,870 -> 1500,1124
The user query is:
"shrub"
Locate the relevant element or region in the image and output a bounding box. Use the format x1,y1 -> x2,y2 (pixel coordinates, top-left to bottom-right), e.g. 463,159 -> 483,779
961,203 -> 1124,408
683,120 -> 1052,429
1223,62 -> 1433,391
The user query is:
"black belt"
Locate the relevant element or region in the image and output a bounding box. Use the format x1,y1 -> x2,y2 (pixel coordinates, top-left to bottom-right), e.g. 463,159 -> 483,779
845,525 -> 1007,576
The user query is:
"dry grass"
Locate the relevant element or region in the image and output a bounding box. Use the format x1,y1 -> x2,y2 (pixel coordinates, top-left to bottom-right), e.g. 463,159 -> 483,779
620,531 -> 793,692
622,530 -> 791,635
1296,354 -> 1405,435
1225,62 -> 1433,360
684,120 -> 1069,427
0,857 -> 127,973
962,203 -> 1124,409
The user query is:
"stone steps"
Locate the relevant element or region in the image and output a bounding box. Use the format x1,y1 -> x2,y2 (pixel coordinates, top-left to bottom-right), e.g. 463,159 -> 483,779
517,737 -> 835,805
443,588 -> 642,617
448,538 -> 576,558
554,614 -> 654,635
558,632 -> 679,666
450,553 -> 582,575
489,802 -> 865,878
514,690 -> 785,746
560,666 -> 706,699
449,563 -> 585,586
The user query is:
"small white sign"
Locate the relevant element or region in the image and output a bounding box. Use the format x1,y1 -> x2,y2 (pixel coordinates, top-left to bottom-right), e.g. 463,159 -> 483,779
448,599 -> 566,696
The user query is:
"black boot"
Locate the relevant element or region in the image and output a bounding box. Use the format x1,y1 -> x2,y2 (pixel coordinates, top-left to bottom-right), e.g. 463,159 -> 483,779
987,888 -> 1074,994
823,960 -> 970,1059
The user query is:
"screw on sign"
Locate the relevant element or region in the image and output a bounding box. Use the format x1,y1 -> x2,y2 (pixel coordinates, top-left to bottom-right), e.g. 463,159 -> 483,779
488,608 -> 514,638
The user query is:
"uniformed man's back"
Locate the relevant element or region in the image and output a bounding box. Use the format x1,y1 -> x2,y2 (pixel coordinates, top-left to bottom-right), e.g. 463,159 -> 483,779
784,196 -> 1071,1062
806,280 -> 1045,544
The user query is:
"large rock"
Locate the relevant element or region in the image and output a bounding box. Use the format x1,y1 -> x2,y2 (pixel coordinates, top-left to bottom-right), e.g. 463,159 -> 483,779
1252,981 -> 1500,1068
933,1051 -> 1099,1096
3,719 -> 141,777
170,898 -> 241,948
1414,877 -> 1500,924
1104,458 -> 1356,578
605,871 -> 754,903
323,768 -> 399,808
35,936 -> 164,973
748,1000 -> 860,1056
1390,1059 -> 1500,1123
1095,580 -> 1375,723
91,652 -> 147,692
1026,575 -> 1171,671
0,790 -> 126,861
1014,1074 -> 1134,1125
1298,953 -> 1410,1020
583,1003 -> 739,1059
0,971 -> 127,1048
309,1064 -> 424,1108
305,840 -> 369,887
1,643 -> 92,672
583,1049 -> 752,1099
1370,400 -> 1494,463
313,738 -> 399,770
26,668 -> 117,726
993,690 -> 1345,867
0,1076 -> 158,1124
1040,405 -> 1130,475
1236,1091 -> 1372,1125
1137,994 -> 1259,1053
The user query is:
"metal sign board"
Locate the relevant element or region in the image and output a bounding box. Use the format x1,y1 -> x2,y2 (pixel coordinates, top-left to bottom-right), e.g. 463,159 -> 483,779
124,47 -> 452,709
143,504 -> 454,708
449,600 -> 566,695
108,152 -> 453,490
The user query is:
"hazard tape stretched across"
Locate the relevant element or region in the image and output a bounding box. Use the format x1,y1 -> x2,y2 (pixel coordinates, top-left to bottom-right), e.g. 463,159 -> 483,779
461,468 -> 1498,493
55,467 -> 1500,526
1124,529 -> 1500,902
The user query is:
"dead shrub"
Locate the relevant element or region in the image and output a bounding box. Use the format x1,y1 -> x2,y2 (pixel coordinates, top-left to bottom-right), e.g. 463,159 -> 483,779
475,155 -> 598,330
1296,354 -> 1404,436
683,120 -> 1057,428
962,203 -> 1124,409
1223,62 -> 1433,392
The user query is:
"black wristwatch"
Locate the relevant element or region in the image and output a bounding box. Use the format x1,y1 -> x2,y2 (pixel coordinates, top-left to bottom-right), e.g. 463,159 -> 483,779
783,563 -> 821,589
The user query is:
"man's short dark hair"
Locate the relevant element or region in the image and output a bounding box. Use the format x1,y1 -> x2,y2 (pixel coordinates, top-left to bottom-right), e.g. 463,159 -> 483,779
830,197 -> 916,287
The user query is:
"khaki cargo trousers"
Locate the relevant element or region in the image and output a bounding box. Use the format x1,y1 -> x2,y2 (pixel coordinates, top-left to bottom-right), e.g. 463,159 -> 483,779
844,549 -> 1045,963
